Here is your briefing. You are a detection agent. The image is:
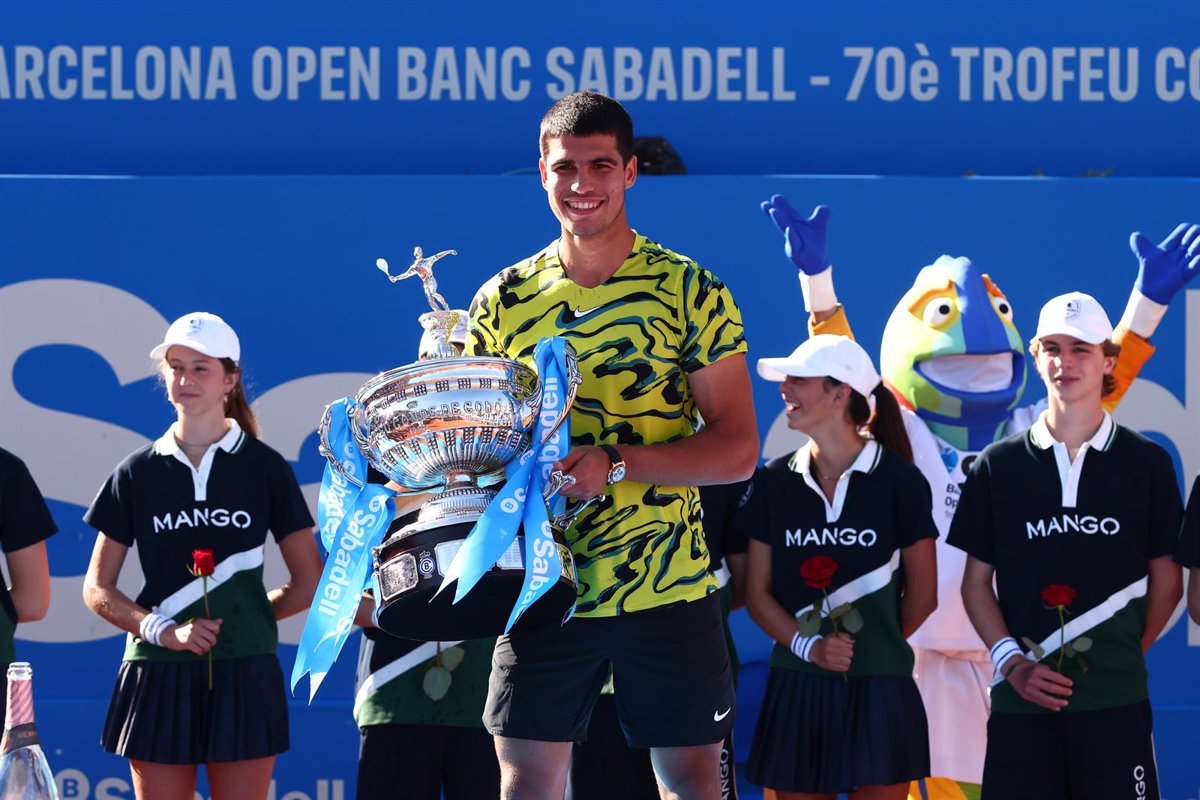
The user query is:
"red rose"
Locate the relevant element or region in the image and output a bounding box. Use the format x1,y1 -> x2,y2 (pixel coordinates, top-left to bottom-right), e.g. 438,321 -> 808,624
1040,583 -> 1077,608
192,548 -> 215,578
800,556 -> 838,590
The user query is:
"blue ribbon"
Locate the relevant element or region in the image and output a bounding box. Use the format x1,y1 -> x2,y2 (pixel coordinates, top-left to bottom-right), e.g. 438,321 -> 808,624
292,398 -> 393,702
314,399 -> 366,551
438,337 -> 573,631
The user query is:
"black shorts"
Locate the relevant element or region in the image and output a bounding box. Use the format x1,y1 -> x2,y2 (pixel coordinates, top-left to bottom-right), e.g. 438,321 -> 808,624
101,654 -> 289,764
982,700 -> 1158,800
357,723 -> 500,800
746,668 -> 930,794
484,592 -> 734,748
567,693 -> 741,800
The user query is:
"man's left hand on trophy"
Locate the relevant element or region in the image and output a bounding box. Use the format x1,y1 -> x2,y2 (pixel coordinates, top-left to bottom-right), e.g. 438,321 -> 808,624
552,445 -> 613,499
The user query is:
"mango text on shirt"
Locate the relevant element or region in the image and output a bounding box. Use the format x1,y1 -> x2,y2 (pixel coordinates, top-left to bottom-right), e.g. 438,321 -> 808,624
152,507 -> 252,532
1025,514 -> 1121,539
785,527 -> 878,548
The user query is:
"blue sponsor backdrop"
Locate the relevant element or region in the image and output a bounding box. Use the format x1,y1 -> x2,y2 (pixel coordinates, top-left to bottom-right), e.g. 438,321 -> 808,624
3,173 -> 1200,798
2,0 -> 1200,177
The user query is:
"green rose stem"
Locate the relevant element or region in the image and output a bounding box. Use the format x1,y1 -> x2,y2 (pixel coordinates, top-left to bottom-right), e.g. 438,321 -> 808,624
188,550 -> 216,690
820,586 -> 848,683
202,575 -> 212,690
823,587 -> 840,634
1056,603 -> 1066,672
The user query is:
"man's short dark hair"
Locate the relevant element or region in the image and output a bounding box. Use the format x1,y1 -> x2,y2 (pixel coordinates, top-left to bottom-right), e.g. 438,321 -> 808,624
539,91 -> 634,163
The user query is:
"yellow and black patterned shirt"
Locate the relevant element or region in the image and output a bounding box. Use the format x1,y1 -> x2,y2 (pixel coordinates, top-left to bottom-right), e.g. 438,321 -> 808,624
468,233 -> 747,616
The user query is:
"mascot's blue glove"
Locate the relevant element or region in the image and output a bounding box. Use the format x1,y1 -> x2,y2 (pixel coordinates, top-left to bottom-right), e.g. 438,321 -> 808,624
1131,223 -> 1200,305
761,195 -> 831,275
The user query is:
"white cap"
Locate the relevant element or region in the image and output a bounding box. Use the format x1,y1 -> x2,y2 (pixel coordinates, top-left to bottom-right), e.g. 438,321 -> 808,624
757,334 -> 882,398
1033,292 -> 1113,345
149,312 -> 241,361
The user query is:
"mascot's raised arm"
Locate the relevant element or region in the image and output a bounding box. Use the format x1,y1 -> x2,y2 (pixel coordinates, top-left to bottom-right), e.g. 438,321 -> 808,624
761,193 -> 1199,800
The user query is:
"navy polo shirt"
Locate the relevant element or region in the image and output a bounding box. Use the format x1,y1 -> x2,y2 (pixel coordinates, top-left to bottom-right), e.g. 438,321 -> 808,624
948,413 -> 1181,713
738,440 -> 936,677
85,422 -> 314,661
0,449 -> 58,663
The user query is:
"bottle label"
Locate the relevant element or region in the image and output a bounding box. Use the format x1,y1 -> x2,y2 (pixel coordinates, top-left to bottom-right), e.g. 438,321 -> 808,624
0,723 -> 39,754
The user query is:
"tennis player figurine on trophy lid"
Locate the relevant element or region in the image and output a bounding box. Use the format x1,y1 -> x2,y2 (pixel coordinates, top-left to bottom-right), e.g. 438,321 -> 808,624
292,246 -> 590,700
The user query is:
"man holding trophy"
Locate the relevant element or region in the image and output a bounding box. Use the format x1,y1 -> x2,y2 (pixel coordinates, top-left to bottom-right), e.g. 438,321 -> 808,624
468,91 -> 759,799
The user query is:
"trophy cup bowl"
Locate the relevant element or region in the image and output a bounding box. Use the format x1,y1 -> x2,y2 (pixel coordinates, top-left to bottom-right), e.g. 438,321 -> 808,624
320,349 -> 579,524
351,355 -> 540,505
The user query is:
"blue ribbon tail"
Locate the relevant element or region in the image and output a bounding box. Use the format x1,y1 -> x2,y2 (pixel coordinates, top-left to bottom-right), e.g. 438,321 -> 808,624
504,496 -> 561,632
440,453 -> 532,603
291,486 -> 392,703
289,648 -> 309,696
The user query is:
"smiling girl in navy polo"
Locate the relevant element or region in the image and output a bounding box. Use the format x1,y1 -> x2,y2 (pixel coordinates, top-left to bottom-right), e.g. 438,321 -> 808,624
83,312 -> 322,800
742,335 -> 938,799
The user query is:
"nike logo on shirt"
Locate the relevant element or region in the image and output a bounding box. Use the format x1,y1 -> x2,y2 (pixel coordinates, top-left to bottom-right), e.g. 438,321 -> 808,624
572,305 -> 602,319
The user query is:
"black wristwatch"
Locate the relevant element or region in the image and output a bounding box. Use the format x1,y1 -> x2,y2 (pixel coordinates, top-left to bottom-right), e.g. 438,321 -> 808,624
600,444 -> 626,484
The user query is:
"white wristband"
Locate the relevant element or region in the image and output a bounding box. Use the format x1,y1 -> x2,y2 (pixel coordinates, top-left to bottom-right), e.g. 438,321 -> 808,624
139,612 -> 173,647
1119,287 -> 1168,340
790,632 -> 824,663
798,267 -> 838,313
989,636 -> 1023,677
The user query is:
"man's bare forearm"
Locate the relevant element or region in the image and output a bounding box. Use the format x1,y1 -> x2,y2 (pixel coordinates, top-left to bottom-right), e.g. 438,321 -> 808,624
621,420 -> 758,486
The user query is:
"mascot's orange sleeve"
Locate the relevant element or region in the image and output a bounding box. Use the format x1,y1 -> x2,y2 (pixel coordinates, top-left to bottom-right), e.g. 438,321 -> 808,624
809,305 -> 854,339
809,307 -> 1153,414
1105,326 -> 1154,412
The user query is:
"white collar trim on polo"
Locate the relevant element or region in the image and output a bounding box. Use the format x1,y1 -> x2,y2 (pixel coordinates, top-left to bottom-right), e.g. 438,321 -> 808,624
789,438 -> 882,522
153,419 -> 245,502
1028,410 -> 1115,508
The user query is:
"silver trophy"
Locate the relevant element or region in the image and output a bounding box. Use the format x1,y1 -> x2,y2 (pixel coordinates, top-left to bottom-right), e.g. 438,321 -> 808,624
318,247 -> 587,639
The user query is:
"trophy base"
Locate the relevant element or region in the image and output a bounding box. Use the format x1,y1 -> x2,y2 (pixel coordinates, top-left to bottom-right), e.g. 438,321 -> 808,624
372,519 -> 577,641
408,485 -> 496,532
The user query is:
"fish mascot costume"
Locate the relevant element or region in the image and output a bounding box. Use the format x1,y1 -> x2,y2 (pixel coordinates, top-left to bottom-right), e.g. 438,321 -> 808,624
762,196 -> 1199,800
